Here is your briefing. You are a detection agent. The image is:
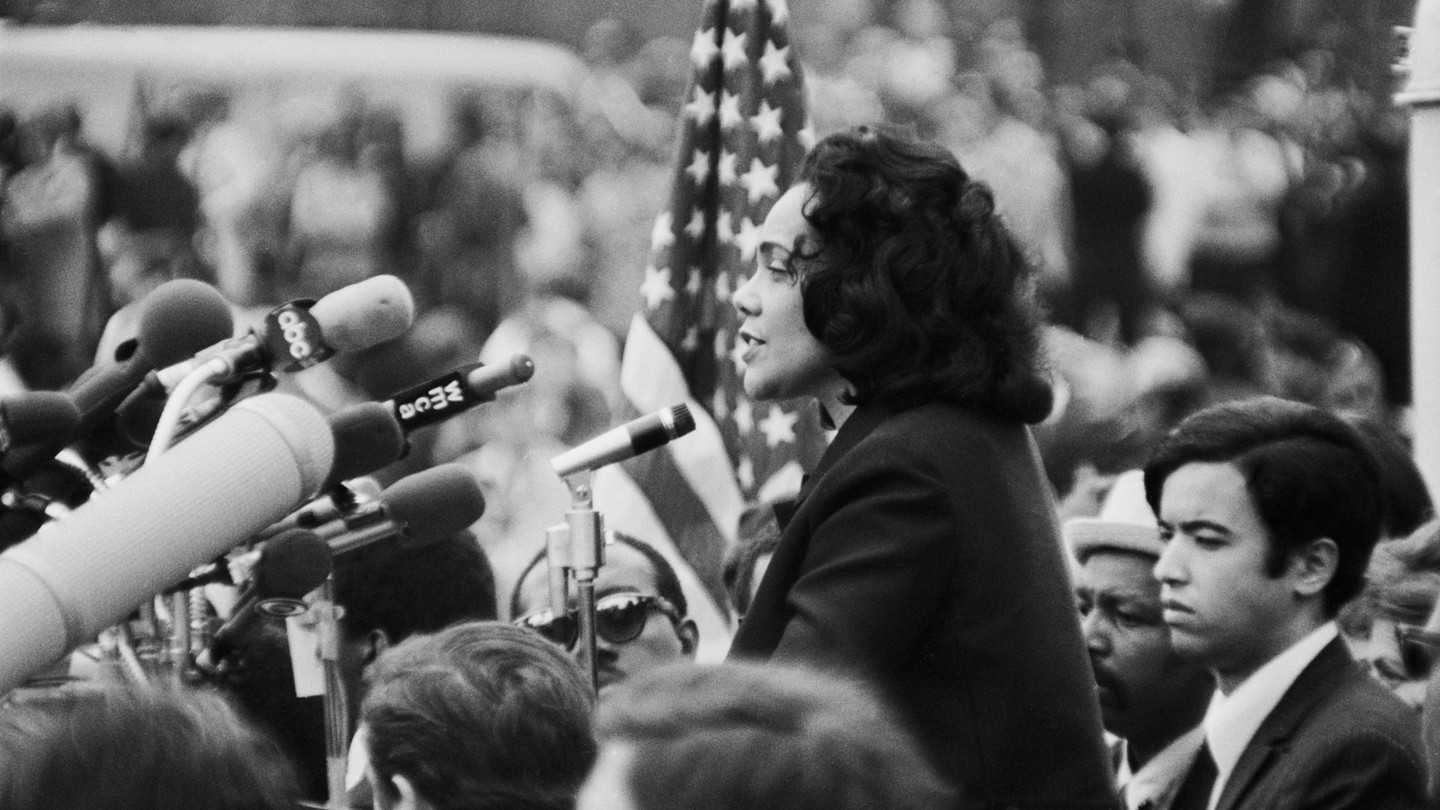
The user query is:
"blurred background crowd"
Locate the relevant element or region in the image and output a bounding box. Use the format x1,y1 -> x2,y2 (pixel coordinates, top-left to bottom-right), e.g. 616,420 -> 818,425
0,0 -> 1418,500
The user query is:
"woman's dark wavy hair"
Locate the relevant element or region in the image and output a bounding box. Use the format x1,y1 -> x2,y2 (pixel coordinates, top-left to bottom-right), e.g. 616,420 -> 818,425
789,125 -> 1052,421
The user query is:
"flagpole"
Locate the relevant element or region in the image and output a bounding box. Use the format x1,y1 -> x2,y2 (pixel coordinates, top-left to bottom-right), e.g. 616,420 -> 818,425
1397,1 -> 1440,504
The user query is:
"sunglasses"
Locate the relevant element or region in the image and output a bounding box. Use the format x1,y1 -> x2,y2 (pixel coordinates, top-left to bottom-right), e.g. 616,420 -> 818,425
516,593 -> 680,650
1395,625 -> 1440,681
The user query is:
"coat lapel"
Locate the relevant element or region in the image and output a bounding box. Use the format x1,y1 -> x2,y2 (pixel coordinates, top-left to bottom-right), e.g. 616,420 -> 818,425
1213,638 -> 1357,810
732,404 -> 894,657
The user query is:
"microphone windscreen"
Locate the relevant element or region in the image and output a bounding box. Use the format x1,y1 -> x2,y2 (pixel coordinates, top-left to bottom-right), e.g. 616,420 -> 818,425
0,392 -> 81,450
136,279 -> 236,367
308,275 -> 416,354
255,529 -> 333,599
381,463 -> 486,546
328,402 -> 407,485
0,393 -> 334,693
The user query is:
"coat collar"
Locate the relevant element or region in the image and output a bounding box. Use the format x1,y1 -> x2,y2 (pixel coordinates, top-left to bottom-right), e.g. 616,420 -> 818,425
775,403 -> 895,530
1213,637 -> 1358,810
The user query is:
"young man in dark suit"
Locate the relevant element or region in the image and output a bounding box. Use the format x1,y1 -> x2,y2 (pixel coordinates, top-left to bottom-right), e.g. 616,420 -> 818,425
1145,396 -> 1427,810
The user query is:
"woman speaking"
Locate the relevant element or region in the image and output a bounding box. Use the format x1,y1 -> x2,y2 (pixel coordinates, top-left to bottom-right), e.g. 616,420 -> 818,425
727,126 -> 1116,810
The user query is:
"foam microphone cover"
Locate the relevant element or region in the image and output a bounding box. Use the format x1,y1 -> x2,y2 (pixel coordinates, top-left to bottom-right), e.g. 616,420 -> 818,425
254,529 -> 334,602
382,463 -> 486,546
5,280 -> 235,479
135,279 -> 237,367
0,393 -> 333,693
327,401 -> 407,486
308,274 -> 416,354
0,392 -> 81,452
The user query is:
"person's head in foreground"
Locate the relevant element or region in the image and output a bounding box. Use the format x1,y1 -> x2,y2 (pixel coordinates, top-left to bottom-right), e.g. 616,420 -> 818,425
731,124 -> 1051,423
361,621 -> 597,810
576,661 -> 953,810
0,683 -> 300,810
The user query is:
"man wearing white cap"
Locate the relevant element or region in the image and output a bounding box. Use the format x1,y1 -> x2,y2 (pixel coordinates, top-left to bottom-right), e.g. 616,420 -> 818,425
1068,470 -> 1216,810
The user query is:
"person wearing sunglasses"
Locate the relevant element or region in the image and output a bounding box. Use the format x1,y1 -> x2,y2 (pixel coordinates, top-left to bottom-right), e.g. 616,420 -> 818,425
1341,518 -> 1440,709
511,532 -> 698,696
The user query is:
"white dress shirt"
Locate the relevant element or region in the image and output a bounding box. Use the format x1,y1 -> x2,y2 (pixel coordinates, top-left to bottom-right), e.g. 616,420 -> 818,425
1117,725 -> 1207,810
1203,621 -> 1338,810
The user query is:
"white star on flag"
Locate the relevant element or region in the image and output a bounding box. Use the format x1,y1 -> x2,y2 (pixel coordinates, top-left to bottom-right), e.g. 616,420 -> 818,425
685,85 -> 717,125
734,397 -> 755,434
737,454 -> 756,492
716,210 -> 735,245
686,267 -> 704,296
750,100 -> 784,144
721,30 -> 749,71
769,0 -> 790,25
712,386 -> 730,420
740,158 -> 780,205
714,326 -> 732,362
684,209 -> 707,239
681,325 -> 700,353
717,151 -> 739,185
731,334 -> 748,374
686,149 -> 711,185
759,40 -> 792,85
714,270 -> 732,303
640,266 -> 675,310
759,405 -> 799,447
649,212 -> 674,252
718,91 -> 744,131
797,120 -> 817,150
690,27 -> 721,69
736,217 -> 762,263
729,0 -> 757,11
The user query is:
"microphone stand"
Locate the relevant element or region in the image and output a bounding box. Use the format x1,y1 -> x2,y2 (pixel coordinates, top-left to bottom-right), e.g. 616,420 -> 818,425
313,576 -> 351,810
560,471 -> 604,695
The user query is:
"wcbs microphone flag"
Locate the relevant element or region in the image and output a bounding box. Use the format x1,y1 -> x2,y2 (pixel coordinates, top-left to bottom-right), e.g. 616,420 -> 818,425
595,0 -> 825,647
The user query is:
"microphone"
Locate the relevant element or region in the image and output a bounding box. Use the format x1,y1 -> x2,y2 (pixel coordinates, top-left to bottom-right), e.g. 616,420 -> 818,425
0,393 -> 81,456
315,464 -> 485,555
197,529 -> 334,671
325,402 -> 408,487
551,404 -> 696,478
2,279 -> 234,481
140,274 -> 416,395
382,353 -> 535,434
254,477 -> 382,543
0,392 -> 334,693
313,356 -> 533,488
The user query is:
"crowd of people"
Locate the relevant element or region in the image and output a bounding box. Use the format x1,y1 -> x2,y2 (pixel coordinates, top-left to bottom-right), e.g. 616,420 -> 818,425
0,1 -> 1434,808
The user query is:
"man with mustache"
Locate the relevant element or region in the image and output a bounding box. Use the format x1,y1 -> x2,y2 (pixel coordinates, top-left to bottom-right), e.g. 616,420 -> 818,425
1068,470 -> 1215,810
1144,396 -> 1425,810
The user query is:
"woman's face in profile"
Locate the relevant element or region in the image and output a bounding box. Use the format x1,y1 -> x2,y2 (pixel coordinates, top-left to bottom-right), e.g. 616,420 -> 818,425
731,183 -> 841,403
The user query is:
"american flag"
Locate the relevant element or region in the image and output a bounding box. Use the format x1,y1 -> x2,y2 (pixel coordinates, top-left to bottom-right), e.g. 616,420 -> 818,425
592,0 -> 825,652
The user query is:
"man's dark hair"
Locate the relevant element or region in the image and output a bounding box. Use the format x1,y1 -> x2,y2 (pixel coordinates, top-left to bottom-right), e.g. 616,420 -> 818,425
1143,396 -> 1384,615
593,662 -> 952,810
0,684 -> 300,810
1344,413 -> 1434,539
509,531 -> 688,619
334,530 -> 497,642
362,621 -> 596,810
788,125 -> 1051,422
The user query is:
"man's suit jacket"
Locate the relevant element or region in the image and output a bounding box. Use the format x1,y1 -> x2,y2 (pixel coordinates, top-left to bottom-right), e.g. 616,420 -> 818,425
728,401 -> 1116,810
1211,637 -> 1426,810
